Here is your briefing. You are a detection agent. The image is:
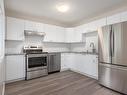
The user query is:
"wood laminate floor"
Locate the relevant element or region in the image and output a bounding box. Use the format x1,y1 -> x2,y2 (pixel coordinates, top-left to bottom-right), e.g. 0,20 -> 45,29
5,70 -> 122,95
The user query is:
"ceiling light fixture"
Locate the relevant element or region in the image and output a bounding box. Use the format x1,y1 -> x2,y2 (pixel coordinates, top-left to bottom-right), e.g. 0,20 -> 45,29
56,3 -> 69,13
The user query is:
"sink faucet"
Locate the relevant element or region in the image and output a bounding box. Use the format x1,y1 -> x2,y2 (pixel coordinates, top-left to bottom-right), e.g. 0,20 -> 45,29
90,42 -> 96,53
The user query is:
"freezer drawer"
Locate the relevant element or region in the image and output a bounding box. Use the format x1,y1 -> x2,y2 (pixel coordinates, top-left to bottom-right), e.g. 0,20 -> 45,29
98,63 -> 127,94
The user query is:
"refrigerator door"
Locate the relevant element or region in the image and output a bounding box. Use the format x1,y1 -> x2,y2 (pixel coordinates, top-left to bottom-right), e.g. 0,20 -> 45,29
112,22 -> 127,66
99,63 -> 127,94
98,25 -> 112,63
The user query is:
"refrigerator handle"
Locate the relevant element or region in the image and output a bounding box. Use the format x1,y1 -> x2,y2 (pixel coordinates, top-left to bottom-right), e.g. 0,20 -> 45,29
112,28 -> 115,57
109,26 -> 112,57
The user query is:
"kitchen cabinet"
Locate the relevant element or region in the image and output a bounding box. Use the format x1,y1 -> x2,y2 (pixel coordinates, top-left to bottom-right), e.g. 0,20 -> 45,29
65,28 -> 83,43
82,18 -> 106,33
72,54 -> 98,79
74,27 -> 83,42
107,13 -> 121,25
6,55 -> 25,82
6,17 -> 24,40
24,20 -> 44,32
65,28 -> 75,43
121,11 -> 127,22
43,24 -> 65,42
61,53 -> 98,79
61,53 -> 74,71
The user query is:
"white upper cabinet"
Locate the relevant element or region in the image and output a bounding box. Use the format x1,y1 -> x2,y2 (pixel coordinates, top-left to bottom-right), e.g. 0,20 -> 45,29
24,20 -> 44,32
121,11 -> 127,22
74,27 -> 83,42
36,22 -> 44,32
65,28 -> 83,43
83,18 -> 106,33
6,17 -> 25,40
43,24 -> 65,42
107,13 -> 121,25
65,28 -> 75,43
24,20 -> 37,31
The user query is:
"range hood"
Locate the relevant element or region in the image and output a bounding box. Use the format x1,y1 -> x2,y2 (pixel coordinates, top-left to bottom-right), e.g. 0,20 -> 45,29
24,30 -> 46,36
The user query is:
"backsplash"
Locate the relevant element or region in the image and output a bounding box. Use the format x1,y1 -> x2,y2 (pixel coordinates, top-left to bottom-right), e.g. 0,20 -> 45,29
5,41 -> 24,54
42,43 -> 70,52
5,32 -> 98,54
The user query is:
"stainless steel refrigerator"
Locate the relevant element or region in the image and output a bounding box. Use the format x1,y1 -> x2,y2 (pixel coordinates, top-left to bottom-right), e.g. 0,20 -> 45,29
98,22 -> 127,94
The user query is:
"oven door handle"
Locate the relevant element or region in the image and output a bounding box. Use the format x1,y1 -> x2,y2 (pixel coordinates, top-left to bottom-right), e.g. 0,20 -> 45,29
27,54 -> 48,58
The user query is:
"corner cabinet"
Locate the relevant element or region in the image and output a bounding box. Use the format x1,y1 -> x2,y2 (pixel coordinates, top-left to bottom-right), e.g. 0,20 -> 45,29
6,17 -> 25,41
61,53 -> 98,79
5,55 -> 25,82
70,54 -> 98,79
121,11 -> 127,22
65,28 -> 83,43
107,13 -> 121,25
43,24 -> 65,42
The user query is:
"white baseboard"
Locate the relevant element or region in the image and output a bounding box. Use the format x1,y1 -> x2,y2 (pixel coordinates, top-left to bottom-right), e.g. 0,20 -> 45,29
60,68 -> 70,72
70,68 -> 98,80
5,78 -> 25,84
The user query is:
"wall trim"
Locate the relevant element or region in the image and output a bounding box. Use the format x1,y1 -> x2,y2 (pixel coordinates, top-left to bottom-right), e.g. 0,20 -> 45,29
60,68 -> 70,72
70,68 -> 98,80
5,78 -> 25,84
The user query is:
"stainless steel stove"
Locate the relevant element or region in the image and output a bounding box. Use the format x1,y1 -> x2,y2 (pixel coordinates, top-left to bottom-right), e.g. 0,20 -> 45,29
24,46 -> 48,80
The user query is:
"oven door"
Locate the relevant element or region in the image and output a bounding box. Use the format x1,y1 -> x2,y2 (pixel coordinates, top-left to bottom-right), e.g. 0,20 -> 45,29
26,54 -> 48,71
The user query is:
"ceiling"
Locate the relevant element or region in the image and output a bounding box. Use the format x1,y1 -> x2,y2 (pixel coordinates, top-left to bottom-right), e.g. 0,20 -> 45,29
5,0 -> 127,27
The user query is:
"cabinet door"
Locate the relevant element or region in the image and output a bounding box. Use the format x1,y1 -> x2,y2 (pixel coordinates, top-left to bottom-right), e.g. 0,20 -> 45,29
54,26 -> 65,42
84,55 -> 98,78
107,13 -> 121,25
69,54 -> 98,79
61,53 -> 72,70
43,24 -> 56,42
24,20 -> 37,31
121,11 -> 127,22
74,27 -> 83,42
6,55 -> 25,81
36,22 -> 44,32
66,28 -> 83,43
44,24 -> 65,42
6,17 -> 24,40
61,54 -> 68,70
65,28 -> 76,43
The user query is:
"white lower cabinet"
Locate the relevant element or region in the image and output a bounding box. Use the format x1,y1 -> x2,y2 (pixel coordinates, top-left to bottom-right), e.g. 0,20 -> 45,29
72,54 -> 98,79
61,53 -> 75,70
6,55 -> 25,82
61,53 -> 98,79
